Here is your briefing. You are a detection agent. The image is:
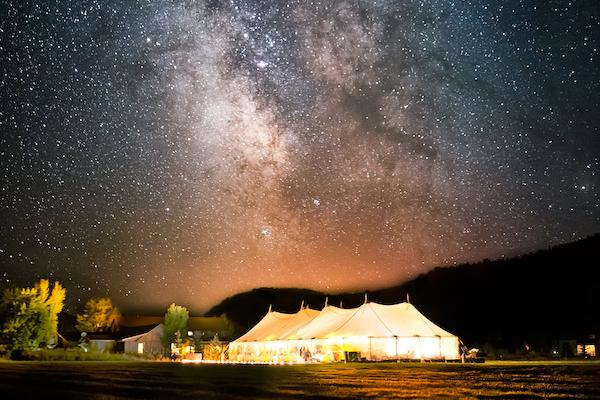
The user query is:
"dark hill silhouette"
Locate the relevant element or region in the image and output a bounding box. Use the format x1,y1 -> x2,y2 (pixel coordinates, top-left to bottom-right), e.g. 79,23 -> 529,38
207,234 -> 600,351
206,288 -> 326,334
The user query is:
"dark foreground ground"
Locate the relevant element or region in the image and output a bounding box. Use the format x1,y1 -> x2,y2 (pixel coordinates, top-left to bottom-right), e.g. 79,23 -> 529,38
1,360 -> 599,399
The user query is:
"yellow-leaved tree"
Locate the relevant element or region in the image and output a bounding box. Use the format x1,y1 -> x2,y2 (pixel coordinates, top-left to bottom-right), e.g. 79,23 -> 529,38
0,279 -> 65,352
76,298 -> 121,333
36,279 -> 66,343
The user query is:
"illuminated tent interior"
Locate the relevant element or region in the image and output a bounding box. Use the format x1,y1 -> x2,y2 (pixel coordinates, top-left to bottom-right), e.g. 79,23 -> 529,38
228,301 -> 460,363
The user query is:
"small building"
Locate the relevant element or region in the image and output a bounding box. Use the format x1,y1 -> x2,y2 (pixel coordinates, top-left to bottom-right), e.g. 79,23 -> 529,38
116,315 -> 235,356
556,334 -> 598,358
577,334 -> 597,357
86,333 -> 117,352
121,324 -> 165,355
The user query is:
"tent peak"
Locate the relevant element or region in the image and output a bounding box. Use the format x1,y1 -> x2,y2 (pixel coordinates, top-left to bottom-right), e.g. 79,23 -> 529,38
364,292 -> 368,304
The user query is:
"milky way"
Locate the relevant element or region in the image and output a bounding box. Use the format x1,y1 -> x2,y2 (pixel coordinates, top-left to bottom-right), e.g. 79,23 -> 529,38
1,0 -> 599,313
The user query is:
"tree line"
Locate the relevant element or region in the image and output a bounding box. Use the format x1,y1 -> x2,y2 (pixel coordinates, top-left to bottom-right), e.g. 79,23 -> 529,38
0,278 -> 191,357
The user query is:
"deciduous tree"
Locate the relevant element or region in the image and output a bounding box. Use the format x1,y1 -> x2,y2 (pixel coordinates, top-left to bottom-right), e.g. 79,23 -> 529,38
76,298 -> 121,333
204,334 -> 224,361
163,303 -> 189,352
35,279 -> 66,343
0,279 -> 66,352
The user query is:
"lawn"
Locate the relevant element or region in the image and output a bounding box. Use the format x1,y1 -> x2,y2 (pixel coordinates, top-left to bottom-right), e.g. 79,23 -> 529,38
1,360 -> 599,399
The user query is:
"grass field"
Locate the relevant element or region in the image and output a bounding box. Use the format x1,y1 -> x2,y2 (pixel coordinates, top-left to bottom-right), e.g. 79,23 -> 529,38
1,360 -> 599,399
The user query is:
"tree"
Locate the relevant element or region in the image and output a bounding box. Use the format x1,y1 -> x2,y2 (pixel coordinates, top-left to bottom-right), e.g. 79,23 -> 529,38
35,279 -> 66,343
0,279 -> 66,352
76,298 -> 121,333
204,334 -> 224,361
163,303 -> 189,353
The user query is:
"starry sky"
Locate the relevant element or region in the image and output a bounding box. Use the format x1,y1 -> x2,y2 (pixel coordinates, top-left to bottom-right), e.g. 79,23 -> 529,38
1,0 -> 598,314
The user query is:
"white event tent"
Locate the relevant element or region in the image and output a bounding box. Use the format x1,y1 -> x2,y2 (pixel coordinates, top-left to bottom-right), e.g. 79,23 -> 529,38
228,300 -> 460,363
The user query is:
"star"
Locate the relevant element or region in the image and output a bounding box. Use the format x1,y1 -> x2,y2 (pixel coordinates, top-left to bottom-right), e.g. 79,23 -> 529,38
0,0 -> 597,313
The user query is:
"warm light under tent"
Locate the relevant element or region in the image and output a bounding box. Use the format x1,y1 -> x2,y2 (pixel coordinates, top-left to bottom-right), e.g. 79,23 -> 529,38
228,301 -> 460,363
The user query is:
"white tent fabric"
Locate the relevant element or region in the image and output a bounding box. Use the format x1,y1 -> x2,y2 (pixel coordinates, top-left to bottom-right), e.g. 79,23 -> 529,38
273,308 -> 321,340
235,308 -> 320,342
295,305 -> 355,339
368,302 -> 455,337
229,301 -> 460,363
235,311 -> 295,342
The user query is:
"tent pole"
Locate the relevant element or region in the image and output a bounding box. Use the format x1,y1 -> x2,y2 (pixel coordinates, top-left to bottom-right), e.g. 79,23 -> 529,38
369,337 -> 372,361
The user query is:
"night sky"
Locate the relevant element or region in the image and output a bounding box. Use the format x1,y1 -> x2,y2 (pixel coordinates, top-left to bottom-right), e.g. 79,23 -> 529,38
1,0 -> 598,314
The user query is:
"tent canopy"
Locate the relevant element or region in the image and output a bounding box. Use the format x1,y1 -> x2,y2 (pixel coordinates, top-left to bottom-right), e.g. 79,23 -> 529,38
234,301 -> 455,342
236,308 -> 320,342
230,301 -> 460,362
